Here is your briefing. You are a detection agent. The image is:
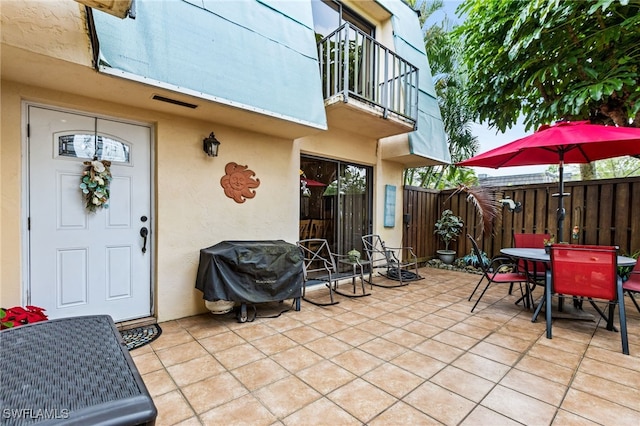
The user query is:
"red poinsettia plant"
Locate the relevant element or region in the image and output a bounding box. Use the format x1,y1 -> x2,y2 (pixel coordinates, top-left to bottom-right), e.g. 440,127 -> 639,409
0,306 -> 48,329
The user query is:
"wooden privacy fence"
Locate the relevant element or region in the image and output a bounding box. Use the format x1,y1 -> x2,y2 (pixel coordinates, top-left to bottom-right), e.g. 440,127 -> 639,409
403,176 -> 640,262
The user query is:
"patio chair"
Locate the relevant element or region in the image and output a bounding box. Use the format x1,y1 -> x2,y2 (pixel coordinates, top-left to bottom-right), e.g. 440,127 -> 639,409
361,234 -> 421,287
512,232 -> 550,303
297,238 -> 368,306
622,261 -> 640,313
543,244 -> 628,355
467,234 -> 530,313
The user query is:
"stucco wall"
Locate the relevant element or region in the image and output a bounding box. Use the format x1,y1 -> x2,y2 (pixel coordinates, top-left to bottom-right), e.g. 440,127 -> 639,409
0,80 -> 300,322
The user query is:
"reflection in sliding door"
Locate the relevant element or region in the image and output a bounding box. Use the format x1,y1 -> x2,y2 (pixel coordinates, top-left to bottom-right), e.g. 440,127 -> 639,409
299,156 -> 371,255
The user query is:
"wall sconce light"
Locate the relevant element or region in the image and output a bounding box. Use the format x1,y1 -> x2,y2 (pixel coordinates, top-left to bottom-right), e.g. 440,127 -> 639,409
203,132 -> 221,157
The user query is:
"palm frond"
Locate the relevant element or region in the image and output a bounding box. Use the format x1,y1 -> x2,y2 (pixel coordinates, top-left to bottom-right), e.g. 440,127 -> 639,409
448,184 -> 500,236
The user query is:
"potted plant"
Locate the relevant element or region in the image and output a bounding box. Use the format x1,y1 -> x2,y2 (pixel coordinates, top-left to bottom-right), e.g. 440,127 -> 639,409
434,209 -> 464,264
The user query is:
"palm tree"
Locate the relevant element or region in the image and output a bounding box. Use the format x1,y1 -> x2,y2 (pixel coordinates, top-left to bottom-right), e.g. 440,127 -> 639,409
403,0 -> 479,189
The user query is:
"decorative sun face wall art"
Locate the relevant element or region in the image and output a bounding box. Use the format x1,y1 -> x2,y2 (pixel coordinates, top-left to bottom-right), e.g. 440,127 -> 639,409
220,162 -> 260,203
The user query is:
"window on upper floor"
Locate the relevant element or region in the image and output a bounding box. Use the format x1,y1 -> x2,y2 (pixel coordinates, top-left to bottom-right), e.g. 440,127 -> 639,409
311,0 -> 374,39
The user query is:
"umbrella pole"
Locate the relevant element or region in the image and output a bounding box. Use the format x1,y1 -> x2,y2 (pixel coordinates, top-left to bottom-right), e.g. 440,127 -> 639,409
557,156 -> 565,242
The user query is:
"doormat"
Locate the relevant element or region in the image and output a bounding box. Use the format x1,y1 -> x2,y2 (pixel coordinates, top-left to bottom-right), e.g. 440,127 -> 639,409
384,267 -> 423,282
119,324 -> 162,351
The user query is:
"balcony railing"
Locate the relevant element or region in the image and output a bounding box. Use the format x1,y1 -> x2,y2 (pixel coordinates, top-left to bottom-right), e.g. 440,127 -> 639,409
317,23 -> 419,126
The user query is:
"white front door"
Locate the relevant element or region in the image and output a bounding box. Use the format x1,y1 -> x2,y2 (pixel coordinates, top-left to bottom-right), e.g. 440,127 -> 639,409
28,105 -> 152,322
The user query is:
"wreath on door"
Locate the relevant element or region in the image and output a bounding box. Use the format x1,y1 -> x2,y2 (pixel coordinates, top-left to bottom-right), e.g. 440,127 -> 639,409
80,157 -> 112,212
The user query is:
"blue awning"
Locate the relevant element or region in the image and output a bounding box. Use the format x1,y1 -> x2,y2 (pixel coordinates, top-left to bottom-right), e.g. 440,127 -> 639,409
376,0 -> 451,165
92,0 -> 327,130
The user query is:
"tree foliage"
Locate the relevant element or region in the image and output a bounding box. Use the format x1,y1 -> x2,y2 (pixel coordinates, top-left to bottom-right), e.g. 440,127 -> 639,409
455,0 -> 640,132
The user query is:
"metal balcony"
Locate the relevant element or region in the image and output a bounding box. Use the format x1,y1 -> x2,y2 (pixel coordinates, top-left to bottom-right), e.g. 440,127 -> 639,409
317,23 -> 419,138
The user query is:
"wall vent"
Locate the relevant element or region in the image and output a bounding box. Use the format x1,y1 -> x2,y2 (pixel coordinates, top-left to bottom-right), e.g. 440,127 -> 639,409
152,95 -> 198,109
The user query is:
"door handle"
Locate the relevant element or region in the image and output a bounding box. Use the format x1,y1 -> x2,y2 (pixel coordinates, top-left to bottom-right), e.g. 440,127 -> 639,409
140,227 -> 148,253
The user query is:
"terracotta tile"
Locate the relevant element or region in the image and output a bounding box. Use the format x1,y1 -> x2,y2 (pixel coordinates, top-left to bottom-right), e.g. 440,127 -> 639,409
231,358 -> 290,391
173,417 -> 203,426
481,385 -> 556,425
368,401 -> 442,425
561,388 -> 640,425
132,351 -> 164,375
261,313 -> 304,333
327,378 -> 398,424
469,341 -> 521,366
233,323 -> 277,341
129,343 -> 153,355
390,350 -> 447,379
430,366 -> 494,403
583,345 -> 640,372
362,363 -> 424,398
449,322 -> 493,340
333,325 -> 376,346
433,307 -> 471,322
453,352 -> 511,382
460,405 -> 522,426
514,355 -> 575,386
401,320 -> 444,338
354,319 -> 396,336
282,397 -> 361,426
526,341 -> 583,370
200,394 -> 277,426
432,330 -> 479,350
181,372 -> 248,414
283,325 -> 326,344
156,320 -> 182,333
359,337 -> 407,361
421,313 -> 458,329
351,304 -> 385,320
150,329 -> 195,351
304,335 -> 351,358
214,342 -> 267,370
403,381 -> 476,425
551,409 -> 601,425
499,368 -> 567,406
152,390 -> 195,426
331,348 -> 385,376
413,339 -> 464,364
199,330 -> 247,353
571,371 -> 640,411
483,332 -> 532,352
577,357 -> 640,388
251,333 -> 298,356
141,368 -> 176,397
333,310 -> 369,326
270,345 -> 323,373
254,376 -> 321,418
156,341 -> 208,367
167,354 -> 226,387
296,359 -> 356,394
536,334 -> 589,355
380,328 -> 426,348
375,312 -> 414,328
309,317 -> 351,334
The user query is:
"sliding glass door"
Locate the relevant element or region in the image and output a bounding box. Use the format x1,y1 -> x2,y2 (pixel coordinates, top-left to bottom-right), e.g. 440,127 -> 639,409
300,156 -> 372,255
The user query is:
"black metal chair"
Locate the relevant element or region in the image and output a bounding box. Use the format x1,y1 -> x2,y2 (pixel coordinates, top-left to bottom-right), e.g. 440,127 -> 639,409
361,234 -> 421,287
467,234 -> 530,312
297,238 -> 368,306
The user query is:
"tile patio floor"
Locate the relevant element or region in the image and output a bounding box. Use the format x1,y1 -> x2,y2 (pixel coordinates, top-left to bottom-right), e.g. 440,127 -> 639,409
131,268 -> 640,425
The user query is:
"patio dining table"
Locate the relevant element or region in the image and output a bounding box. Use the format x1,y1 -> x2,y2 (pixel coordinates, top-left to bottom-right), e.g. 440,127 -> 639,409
500,247 -> 636,323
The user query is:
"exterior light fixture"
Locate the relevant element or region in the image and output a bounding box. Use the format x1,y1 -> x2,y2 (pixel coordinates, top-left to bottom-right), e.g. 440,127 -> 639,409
203,132 -> 221,157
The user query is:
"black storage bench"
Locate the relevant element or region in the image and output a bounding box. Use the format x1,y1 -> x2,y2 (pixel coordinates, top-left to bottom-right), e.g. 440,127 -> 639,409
0,315 -> 157,426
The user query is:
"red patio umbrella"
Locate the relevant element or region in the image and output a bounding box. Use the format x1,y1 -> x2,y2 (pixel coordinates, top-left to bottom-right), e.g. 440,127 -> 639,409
457,121 -> 640,241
